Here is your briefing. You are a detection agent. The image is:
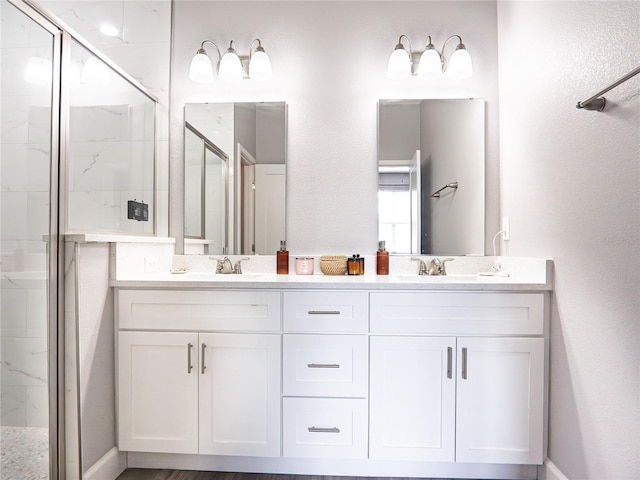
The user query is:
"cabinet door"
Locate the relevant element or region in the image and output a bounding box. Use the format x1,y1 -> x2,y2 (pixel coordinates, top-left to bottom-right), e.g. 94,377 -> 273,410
199,333 -> 281,456
456,337 -> 544,464
118,331 -> 199,454
369,336 -> 456,462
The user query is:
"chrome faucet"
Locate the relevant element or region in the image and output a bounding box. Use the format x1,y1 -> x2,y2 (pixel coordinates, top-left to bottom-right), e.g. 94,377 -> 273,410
212,256 -> 233,274
411,257 -> 454,275
211,256 -> 250,274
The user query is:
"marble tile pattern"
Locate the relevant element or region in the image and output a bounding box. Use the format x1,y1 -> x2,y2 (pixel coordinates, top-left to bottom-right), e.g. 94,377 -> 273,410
38,0 -> 172,236
1,2 -> 52,429
1,273 -> 48,428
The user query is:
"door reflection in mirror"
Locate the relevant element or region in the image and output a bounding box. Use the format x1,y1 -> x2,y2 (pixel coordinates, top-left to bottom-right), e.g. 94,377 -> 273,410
184,102 -> 286,255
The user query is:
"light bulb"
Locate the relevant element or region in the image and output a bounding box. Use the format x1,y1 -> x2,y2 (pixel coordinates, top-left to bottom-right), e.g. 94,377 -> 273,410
249,49 -> 272,81
188,50 -> 214,83
387,47 -> 411,79
418,47 -> 442,79
447,46 -> 473,80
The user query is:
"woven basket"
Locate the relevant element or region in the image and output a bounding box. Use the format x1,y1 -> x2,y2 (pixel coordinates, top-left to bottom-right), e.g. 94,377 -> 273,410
319,255 -> 347,275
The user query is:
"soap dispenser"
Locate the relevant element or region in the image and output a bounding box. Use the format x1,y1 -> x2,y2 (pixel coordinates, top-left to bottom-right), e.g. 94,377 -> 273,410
277,240 -> 289,274
376,240 -> 389,275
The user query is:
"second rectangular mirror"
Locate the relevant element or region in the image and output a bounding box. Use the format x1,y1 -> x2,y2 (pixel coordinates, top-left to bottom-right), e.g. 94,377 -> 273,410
378,98 -> 485,256
184,102 -> 286,255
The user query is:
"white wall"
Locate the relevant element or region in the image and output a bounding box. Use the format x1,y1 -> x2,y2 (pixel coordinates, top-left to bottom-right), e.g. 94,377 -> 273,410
497,2 -> 639,479
170,0 -> 501,254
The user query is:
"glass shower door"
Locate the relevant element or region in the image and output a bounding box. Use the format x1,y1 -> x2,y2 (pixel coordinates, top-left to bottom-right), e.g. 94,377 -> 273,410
1,1 -> 56,478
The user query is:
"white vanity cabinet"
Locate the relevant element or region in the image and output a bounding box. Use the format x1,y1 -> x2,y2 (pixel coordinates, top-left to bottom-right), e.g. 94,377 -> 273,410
117,289 -> 281,457
281,291 -> 369,459
369,291 -> 546,466
113,279 -> 549,479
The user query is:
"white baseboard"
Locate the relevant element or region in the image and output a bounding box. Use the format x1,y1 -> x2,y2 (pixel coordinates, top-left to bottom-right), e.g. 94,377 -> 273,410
84,447 -> 127,480
538,458 -> 569,480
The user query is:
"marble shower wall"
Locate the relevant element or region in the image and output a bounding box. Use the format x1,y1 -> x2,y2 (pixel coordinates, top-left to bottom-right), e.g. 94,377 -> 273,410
39,0 -> 172,236
0,0 -> 52,428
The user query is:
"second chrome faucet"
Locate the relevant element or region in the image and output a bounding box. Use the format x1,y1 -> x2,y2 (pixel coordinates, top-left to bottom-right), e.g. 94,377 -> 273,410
411,257 -> 454,275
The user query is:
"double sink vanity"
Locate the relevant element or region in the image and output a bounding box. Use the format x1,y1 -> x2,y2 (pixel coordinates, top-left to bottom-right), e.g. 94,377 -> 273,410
112,251 -> 551,479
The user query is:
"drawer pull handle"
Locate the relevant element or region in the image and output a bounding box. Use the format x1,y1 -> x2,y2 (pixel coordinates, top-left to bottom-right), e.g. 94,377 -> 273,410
308,426 -> 340,433
462,347 -> 468,379
307,363 -> 340,369
307,310 -> 341,315
447,346 -> 453,379
187,343 -> 194,374
201,343 -> 207,374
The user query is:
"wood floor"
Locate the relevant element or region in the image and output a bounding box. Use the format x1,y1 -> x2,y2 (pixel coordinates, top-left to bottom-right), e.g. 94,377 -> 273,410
116,471 -> 421,480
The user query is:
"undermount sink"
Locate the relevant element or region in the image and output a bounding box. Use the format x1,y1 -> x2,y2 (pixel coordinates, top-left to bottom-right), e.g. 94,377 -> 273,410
393,274 -> 478,282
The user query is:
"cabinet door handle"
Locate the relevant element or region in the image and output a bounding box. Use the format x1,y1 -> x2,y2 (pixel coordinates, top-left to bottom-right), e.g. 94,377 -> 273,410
201,343 -> 207,374
308,426 -> 340,433
307,363 -> 340,369
462,347 -> 468,379
307,310 -> 341,315
187,343 -> 194,374
447,347 -> 453,379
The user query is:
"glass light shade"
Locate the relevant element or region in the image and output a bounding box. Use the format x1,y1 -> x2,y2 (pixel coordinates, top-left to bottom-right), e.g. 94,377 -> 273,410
447,47 -> 473,80
249,50 -> 272,81
387,48 -> 411,79
219,51 -> 243,82
81,56 -> 109,86
24,57 -> 52,86
418,48 -> 442,79
189,51 -> 214,83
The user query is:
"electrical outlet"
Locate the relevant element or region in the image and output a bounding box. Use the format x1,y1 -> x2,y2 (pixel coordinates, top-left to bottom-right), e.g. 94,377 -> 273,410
144,256 -> 158,273
502,216 -> 510,241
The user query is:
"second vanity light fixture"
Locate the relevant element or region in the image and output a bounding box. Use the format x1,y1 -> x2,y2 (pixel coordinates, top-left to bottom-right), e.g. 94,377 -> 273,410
189,39 -> 272,83
387,34 -> 473,80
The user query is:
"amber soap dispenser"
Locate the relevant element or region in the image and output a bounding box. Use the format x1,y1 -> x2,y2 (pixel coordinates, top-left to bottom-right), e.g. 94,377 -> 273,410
277,240 -> 289,274
376,240 -> 389,275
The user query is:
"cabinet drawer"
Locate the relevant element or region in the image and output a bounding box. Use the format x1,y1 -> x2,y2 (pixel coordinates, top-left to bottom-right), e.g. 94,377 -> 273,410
283,291 -> 368,333
370,292 -> 544,335
118,289 -> 281,331
283,334 -> 368,397
282,397 -> 368,459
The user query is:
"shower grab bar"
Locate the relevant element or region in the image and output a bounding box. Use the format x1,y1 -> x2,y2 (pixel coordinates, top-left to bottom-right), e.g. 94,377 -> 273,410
576,65 -> 640,112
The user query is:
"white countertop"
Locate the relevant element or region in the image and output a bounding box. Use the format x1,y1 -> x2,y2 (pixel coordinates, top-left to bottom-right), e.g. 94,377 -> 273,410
111,270 -> 552,291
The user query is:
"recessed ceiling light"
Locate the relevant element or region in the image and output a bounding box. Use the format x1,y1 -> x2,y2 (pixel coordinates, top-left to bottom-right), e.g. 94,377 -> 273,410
100,23 -> 119,37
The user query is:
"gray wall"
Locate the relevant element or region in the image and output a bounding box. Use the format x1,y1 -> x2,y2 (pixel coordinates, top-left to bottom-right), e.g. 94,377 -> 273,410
497,2 -> 639,479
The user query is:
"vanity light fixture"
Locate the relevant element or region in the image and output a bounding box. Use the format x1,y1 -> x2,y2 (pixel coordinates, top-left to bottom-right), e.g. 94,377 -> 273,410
189,38 -> 272,83
387,35 -> 413,79
388,34 -> 473,80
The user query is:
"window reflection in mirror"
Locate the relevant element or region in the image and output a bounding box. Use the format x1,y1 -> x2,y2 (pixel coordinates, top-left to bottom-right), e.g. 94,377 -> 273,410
184,102 -> 286,255
378,99 -> 485,255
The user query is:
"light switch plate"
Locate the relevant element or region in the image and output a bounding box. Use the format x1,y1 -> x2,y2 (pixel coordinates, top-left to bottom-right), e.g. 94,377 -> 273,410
144,256 -> 158,273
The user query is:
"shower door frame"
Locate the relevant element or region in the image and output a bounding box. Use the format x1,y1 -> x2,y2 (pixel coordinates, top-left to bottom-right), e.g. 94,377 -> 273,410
7,1 -> 161,478
4,0 -> 64,478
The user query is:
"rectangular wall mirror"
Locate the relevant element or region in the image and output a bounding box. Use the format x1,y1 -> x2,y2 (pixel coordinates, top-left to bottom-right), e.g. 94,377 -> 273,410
378,98 -> 485,256
184,102 -> 287,255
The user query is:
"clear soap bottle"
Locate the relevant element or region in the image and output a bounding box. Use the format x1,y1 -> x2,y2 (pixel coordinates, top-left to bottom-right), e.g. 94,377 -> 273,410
277,240 -> 289,274
376,240 -> 389,275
